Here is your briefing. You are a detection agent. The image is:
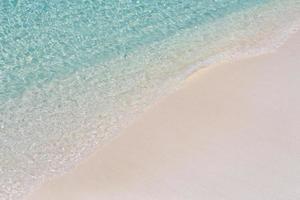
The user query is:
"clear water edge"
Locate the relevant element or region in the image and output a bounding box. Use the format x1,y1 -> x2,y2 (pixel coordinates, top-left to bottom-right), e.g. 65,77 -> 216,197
25,14 -> 300,200
0,1 -> 299,200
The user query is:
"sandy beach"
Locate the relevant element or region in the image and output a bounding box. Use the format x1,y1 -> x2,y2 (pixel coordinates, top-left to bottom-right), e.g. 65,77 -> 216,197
27,32 -> 300,200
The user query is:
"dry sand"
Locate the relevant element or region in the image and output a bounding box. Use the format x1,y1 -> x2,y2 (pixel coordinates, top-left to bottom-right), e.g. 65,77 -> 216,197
27,32 -> 300,200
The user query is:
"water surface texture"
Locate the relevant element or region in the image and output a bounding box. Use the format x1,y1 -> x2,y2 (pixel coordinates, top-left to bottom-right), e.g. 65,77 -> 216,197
0,0 -> 299,199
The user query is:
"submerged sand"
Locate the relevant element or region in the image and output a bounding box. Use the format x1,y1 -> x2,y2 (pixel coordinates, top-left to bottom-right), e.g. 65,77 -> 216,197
27,32 -> 300,200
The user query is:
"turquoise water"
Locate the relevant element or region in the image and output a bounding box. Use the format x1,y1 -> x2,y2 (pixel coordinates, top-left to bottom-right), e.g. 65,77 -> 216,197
0,0 -> 299,199
0,0 -> 268,101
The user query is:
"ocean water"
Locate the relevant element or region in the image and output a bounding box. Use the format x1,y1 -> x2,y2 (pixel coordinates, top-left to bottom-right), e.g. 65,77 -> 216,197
0,0 -> 299,199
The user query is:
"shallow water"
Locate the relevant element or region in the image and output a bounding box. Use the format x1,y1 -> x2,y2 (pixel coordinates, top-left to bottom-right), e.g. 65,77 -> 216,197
0,0 -> 299,199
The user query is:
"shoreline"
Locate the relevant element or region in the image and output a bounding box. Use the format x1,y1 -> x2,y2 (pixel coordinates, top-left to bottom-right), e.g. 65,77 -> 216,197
2,3 -> 299,198
27,31 -> 300,200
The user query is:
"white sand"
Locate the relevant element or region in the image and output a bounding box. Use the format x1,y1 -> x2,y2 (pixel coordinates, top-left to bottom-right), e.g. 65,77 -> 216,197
27,32 -> 300,200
